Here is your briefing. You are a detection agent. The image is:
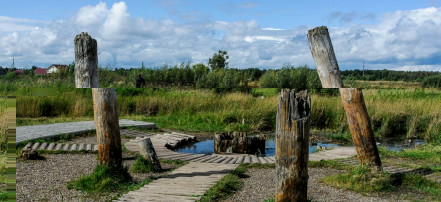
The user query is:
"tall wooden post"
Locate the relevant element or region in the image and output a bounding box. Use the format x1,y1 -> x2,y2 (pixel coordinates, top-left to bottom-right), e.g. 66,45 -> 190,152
307,26 -> 344,88
92,88 -> 122,168
75,32 -> 99,88
307,26 -> 382,170
275,90 -> 310,202
340,88 -> 382,169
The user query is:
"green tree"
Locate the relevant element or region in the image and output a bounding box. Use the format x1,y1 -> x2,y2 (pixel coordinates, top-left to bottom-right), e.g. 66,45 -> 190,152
208,50 -> 229,71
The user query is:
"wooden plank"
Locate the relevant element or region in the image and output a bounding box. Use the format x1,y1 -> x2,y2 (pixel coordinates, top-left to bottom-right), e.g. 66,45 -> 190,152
47,143 -> 55,150
31,142 -> 40,150
55,143 -> 63,151
70,144 -> 77,151
243,156 -> 251,164
250,155 -> 260,164
235,156 -> 245,164
39,142 -> 48,150
63,143 -> 70,151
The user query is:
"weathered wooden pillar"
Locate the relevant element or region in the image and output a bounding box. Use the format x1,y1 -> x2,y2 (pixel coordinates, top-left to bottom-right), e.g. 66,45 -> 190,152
137,138 -> 162,171
275,90 -> 310,202
307,26 -> 344,88
340,88 -> 382,169
92,88 -> 122,168
75,32 -> 99,88
307,26 -> 382,170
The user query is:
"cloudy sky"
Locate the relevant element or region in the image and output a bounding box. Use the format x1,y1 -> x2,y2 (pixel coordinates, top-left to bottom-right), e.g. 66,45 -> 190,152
1,0 -> 441,71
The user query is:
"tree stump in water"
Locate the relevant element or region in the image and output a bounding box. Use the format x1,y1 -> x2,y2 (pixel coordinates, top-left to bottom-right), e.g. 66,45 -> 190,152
75,32 -> 99,88
275,89 -> 310,202
137,138 -> 162,171
92,88 -> 122,168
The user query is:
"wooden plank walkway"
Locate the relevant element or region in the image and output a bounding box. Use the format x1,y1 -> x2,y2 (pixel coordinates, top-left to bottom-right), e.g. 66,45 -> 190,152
115,162 -> 238,202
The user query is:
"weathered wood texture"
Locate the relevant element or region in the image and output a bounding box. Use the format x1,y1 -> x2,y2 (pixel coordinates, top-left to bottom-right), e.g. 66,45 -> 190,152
307,26 -> 344,88
138,138 -> 162,171
92,88 -> 122,168
340,88 -> 382,170
75,32 -> 99,88
275,89 -> 310,202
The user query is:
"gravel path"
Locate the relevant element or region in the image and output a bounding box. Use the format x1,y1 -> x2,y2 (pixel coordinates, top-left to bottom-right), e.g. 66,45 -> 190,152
17,136 -> 181,202
224,167 -> 427,202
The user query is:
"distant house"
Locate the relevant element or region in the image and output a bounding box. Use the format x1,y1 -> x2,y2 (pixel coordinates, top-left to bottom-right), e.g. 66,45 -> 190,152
34,68 -> 48,75
14,70 -> 24,74
47,64 -> 68,74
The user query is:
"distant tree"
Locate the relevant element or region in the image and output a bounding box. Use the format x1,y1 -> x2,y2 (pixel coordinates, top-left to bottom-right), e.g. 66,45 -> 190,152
208,50 -> 229,71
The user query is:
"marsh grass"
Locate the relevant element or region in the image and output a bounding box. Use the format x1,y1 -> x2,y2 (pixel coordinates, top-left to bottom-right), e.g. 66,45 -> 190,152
16,88 -> 441,143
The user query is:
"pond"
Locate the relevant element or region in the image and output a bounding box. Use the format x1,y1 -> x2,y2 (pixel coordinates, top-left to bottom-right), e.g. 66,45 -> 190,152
176,138 -> 338,157
377,137 -> 426,152
175,136 -> 426,156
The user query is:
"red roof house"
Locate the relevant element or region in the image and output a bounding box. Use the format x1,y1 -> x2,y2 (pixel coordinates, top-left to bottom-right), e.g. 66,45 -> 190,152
34,68 -> 48,75
14,70 -> 24,74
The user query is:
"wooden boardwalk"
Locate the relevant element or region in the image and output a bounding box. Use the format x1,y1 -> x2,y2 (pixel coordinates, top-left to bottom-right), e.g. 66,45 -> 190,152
115,162 -> 238,202
123,130 -> 276,164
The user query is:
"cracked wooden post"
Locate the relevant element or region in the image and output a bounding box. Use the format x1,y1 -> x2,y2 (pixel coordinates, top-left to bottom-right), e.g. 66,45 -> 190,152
340,88 -> 382,169
275,89 -> 310,202
92,88 -> 122,168
307,26 -> 382,170
138,138 -> 162,171
75,32 -> 99,88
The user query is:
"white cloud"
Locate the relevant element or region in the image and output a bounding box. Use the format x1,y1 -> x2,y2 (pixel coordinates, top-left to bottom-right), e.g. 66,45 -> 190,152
0,2 -> 440,72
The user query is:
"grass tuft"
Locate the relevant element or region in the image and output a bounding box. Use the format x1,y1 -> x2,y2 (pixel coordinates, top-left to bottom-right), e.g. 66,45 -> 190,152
130,156 -> 158,173
68,164 -> 133,193
402,174 -> 441,199
322,165 -> 394,193
309,160 -> 352,170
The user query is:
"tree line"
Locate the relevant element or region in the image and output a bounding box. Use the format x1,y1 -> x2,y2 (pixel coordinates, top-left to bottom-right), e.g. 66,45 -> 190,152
2,50 -> 441,88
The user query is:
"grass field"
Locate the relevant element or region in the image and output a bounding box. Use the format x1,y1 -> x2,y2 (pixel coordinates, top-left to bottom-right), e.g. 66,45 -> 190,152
16,88 -> 441,144
0,97 -> 7,201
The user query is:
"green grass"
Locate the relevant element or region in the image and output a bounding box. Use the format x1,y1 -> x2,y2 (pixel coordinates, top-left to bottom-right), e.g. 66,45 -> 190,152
198,163 -> 275,201
322,165 -> 395,193
68,165 -> 133,193
402,174 -> 441,200
378,144 -> 441,171
158,158 -> 186,166
68,164 -> 157,198
199,168 -> 244,202
130,156 -> 158,173
309,159 -> 352,170
327,132 -> 353,144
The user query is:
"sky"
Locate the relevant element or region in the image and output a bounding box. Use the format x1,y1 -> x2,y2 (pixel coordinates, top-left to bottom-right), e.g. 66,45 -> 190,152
1,0 -> 441,71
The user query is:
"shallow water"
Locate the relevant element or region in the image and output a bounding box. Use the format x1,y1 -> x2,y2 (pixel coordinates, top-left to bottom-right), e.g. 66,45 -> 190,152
176,138 -> 338,157
377,137 -> 426,152
175,136 -> 426,156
